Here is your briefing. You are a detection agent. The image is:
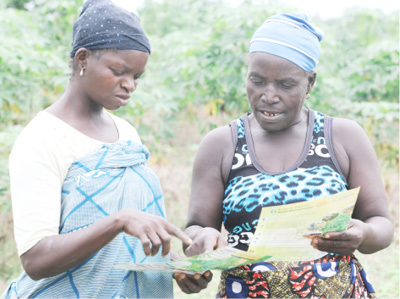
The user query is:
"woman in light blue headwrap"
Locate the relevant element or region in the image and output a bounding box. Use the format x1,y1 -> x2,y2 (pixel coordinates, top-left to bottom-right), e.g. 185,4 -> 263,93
184,13 -> 393,298
1,0 -> 211,298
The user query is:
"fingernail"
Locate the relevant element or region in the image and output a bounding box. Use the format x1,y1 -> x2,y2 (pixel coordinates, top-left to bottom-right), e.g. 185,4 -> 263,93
204,271 -> 211,277
194,274 -> 201,279
325,234 -> 330,239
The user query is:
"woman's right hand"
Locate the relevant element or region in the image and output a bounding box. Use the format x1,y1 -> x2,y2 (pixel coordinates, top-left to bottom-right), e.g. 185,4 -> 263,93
119,209 -> 192,257
184,226 -> 227,257
21,209 -> 190,280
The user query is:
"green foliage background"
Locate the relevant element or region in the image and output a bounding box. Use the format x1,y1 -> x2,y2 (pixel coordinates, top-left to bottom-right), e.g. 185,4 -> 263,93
0,0 -> 398,297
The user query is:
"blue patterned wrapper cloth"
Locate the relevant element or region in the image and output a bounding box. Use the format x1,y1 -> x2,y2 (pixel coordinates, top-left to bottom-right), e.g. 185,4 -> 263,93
2,140 -> 173,299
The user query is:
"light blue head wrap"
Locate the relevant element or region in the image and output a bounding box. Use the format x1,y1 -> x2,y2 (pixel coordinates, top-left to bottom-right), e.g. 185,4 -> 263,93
249,13 -> 324,72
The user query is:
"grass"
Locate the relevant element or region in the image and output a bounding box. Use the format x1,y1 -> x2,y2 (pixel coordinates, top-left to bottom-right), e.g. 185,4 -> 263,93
0,115 -> 399,298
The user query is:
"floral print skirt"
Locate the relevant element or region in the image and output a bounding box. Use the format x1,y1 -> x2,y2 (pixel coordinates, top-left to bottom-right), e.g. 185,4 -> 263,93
217,254 -> 375,299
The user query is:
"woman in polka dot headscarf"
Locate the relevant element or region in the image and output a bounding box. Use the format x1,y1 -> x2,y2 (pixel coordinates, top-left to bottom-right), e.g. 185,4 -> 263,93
1,1 -> 211,298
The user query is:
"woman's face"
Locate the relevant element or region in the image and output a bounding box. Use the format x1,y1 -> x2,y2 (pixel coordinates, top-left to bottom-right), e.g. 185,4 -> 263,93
246,52 -> 315,132
81,49 -> 149,110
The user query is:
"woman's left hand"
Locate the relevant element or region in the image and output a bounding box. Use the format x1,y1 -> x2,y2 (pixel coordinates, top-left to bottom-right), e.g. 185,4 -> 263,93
310,218 -> 367,256
170,250 -> 213,294
174,271 -> 213,294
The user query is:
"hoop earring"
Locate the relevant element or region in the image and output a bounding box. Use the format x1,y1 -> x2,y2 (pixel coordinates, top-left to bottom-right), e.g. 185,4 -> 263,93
79,66 -> 86,77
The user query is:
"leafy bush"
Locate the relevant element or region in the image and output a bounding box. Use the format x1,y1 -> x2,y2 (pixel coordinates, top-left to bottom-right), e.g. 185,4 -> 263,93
0,0 -> 81,124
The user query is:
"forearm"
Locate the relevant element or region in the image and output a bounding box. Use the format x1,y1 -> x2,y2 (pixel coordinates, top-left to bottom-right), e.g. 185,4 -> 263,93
358,216 -> 393,254
21,211 -> 124,280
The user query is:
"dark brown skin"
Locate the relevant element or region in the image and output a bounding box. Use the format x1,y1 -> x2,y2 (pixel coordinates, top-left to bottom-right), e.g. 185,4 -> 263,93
171,251 -> 213,294
184,53 -> 393,268
20,49 -> 210,293
47,48 -> 147,143
22,209 -> 190,280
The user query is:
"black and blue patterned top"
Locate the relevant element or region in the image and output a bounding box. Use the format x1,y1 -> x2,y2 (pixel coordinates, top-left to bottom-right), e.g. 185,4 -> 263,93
223,109 -> 348,251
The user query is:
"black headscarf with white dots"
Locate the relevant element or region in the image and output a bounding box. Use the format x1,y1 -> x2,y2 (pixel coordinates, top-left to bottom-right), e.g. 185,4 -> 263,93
70,0 -> 151,57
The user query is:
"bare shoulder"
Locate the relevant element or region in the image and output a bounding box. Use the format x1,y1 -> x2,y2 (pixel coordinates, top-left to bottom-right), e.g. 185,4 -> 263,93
331,117 -> 376,180
202,125 -> 232,142
331,117 -> 368,145
331,117 -> 372,158
193,124 -> 235,184
195,124 -> 234,162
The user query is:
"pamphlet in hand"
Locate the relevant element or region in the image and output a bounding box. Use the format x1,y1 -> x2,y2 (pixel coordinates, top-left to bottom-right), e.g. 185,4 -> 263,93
115,188 -> 359,274
247,187 -> 359,261
115,246 -> 271,274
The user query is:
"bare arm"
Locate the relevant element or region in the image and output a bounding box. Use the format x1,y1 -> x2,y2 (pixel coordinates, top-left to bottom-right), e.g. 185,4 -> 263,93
21,209 -> 191,280
311,118 -> 393,255
184,125 -> 233,256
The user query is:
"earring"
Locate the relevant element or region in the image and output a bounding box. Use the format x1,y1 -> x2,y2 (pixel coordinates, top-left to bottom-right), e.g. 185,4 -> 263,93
306,93 -> 310,99
79,66 -> 86,77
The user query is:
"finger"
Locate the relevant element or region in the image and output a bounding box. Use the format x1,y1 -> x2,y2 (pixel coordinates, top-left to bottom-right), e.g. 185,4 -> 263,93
139,235 -> 152,256
192,273 -> 211,289
176,275 -> 203,294
312,236 -> 357,256
347,218 -> 357,228
174,275 -> 191,294
311,237 -> 334,250
165,224 -> 193,246
185,240 -> 215,257
204,271 -> 213,282
174,273 -> 188,281
146,231 -> 162,256
217,236 -> 228,249
323,231 -> 348,240
314,238 -> 342,254
170,249 -> 183,261
203,237 -> 220,253
184,245 -> 197,257
173,273 -> 183,280
157,230 -> 172,257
